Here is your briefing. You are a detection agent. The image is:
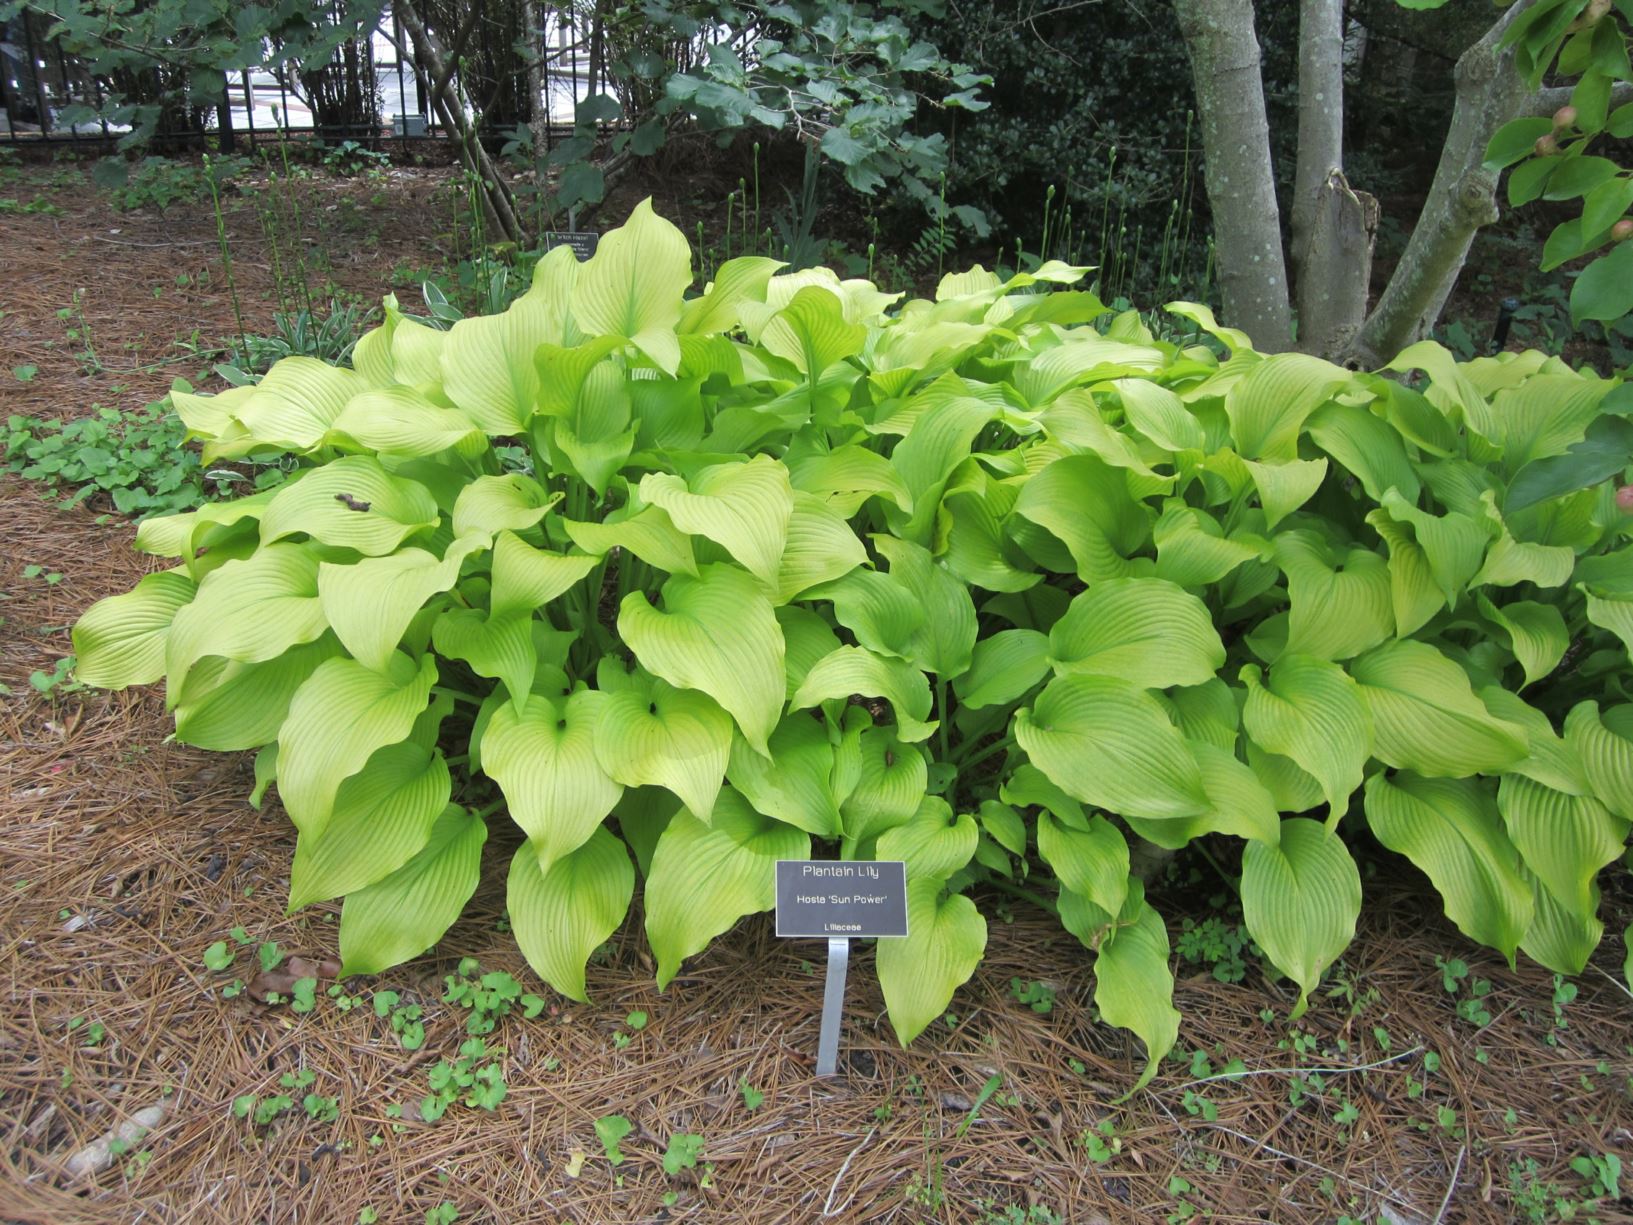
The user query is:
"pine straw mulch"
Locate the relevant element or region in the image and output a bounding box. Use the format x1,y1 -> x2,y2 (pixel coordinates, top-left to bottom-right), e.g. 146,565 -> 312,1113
1,484 -> 1631,1225
0,156 -> 456,423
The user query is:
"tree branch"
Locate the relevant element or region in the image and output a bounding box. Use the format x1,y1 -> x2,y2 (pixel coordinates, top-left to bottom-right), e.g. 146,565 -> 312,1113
1349,0 -> 1537,367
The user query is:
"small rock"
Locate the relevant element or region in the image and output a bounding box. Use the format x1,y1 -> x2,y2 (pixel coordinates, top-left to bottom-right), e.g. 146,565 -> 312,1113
64,1101 -> 170,1178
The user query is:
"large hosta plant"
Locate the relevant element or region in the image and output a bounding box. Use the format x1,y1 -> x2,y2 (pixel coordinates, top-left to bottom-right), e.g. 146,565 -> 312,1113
75,200 -> 1633,1089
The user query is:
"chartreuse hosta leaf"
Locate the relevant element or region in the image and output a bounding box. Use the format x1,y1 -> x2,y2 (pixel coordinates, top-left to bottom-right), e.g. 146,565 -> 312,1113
1520,864 -> 1604,976
226,356 -> 363,451
954,629 -> 1050,709
1476,595 -> 1568,687
1154,506 -> 1268,588
483,691 -> 624,874
452,473 -> 560,539
872,536 -> 978,676
677,255 -> 784,335
327,387 -> 485,459
640,456 -> 794,586
1242,819 -> 1362,1018
289,741 -> 452,910
791,645 -> 936,742
1363,773 -> 1532,964
72,569 -> 196,689
877,798 -> 978,881
1565,702 -> 1633,820
259,457 -> 438,555
565,506 -> 698,577
490,531 -> 599,620
277,652 -> 438,841
571,197 -> 693,374
760,285 -> 867,378
1037,810 -> 1128,917
593,678 -> 732,820
175,637 -> 344,751
508,826 -> 634,1003
726,715 -> 842,837
1496,775 -> 1626,920
318,535 -> 490,673
836,722 -> 928,848
1016,676 -> 1209,820
876,878 -> 987,1044
1241,656 -> 1372,822
775,493 -> 868,603
431,608 -> 536,709
1048,578 -> 1223,688
619,565 -> 785,755
1057,882 -> 1179,1094
644,787 -> 809,988
1274,532 -> 1394,662
1350,641 -> 1528,778
339,805 -> 486,976
166,544 -> 328,701
1012,453 -> 1149,582
1224,351 -> 1350,460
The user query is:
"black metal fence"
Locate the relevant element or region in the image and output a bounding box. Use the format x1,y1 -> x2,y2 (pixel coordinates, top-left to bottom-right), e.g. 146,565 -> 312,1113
0,5 -> 598,152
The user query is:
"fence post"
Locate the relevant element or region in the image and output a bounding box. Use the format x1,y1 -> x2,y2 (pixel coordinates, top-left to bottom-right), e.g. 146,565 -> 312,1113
218,71 -> 237,151
20,12 -> 54,138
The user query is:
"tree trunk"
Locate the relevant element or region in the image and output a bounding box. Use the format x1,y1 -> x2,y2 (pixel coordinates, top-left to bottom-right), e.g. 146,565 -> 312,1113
1175,0 -> 1294,352
1348,2 -> 1534,366
396,0 -> 527,247
1299,171 -> 1379,358
1292,0 -> 1345,284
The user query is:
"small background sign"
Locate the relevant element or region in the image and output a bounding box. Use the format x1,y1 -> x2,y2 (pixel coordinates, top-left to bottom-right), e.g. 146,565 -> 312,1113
775,861 -> 908,939
541,230 -> 599,260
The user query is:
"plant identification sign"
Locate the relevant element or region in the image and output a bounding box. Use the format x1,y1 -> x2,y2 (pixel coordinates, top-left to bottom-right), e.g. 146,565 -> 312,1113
774,861 -> 908,938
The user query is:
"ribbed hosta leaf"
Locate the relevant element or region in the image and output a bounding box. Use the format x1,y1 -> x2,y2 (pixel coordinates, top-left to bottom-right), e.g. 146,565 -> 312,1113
1224,351 -> 1349,460
1476,595 -> 1568,687
1565,701 -> 1633,819
1351,640 -> 1528,777
1037,810 -> 1128,917
72,569 -> 196,690
174,636 -> 344,751
774,492 -> 867,603
1048,578 -> 1224,688
1241,818 -> 1361,1018
1496,775 -> 1626,918
593,679 -> 732,820
338,806 -> 486,975
836,722 -> 927,845
1154,506 -> 1267,587
490,531 -> 599,619
327,387 -> 484,458
319,535 -> 489,673
1241,656 -> 1372,820
953,628 -> 1050,709
1305,401 -> 1420,503
1011,453 -> 1149,581
508,827 -> 634,1002
640,456 -> 794,586
1363,773 -> 1531,963
872,536 -> 978,676
564,505 -> 698,577
432,608 -> 536,706
619,565 -> 785,755
277,652 -> 438,840
1016,675 -> 1209,820
790,645 -> 936,742
483,690 -> 624,873
1275,532 -> 1394,661
1089,891 -> 1180,1094
452,473 -> 558,539
876,878 -> 986,1043
1243,456 -> 1328,529
259,457 -> 438,555
166,544 -> 327,700
1519,865 -> 1604,975
726,714 -> 841,837
289,742 -> 452,909
571,197 -> 692,373
643,788 -> 808,988
877,797 -> 978,881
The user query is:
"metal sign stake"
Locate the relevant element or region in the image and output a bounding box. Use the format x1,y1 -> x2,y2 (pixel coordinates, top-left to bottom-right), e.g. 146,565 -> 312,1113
816,937 -> 850,1078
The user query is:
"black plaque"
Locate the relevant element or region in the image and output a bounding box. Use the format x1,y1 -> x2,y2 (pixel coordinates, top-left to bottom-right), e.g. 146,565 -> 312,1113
775,861 -> 909,939
542,231 -> 599,260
